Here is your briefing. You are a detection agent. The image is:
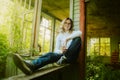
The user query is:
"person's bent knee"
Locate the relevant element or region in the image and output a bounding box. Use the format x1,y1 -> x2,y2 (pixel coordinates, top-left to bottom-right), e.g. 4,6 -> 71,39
73,37 -> 81,42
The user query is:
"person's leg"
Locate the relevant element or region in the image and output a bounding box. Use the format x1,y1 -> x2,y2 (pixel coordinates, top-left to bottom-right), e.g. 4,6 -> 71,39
13,54 -> 32,75
13,52 -> 62,75
64,37 -> 81,63
32,52 -> 62,70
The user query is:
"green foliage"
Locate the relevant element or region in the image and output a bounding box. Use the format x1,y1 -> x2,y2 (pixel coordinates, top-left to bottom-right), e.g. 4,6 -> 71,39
0,33 -> 9,78
0,33 -> 9,56
0,56 -> 6,79
87,38 -> 110,56
0,0 -> 34,54
0,0 -> 34,79
86,57 -> 120,80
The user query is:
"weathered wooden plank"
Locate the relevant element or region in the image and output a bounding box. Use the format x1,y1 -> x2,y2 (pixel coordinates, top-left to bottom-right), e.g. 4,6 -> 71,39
6,64 -> 69,80
74,1 -> 80,7
74,6 -> 80,10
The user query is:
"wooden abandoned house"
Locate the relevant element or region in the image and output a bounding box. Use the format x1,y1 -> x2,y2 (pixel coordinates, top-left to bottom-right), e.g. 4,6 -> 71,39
0,0 -> 120,80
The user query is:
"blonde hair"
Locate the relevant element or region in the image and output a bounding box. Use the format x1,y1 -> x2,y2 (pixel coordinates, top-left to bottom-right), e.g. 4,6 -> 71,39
59,18 -> 74,33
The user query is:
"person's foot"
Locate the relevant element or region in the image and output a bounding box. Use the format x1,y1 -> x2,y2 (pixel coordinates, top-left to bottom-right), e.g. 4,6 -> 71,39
24,61 -> 35,71
13,54 -> 32,75
57,55 -> 67,65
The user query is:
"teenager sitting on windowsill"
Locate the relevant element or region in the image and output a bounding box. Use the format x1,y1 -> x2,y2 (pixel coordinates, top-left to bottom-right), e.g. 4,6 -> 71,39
13,18 -> 82,75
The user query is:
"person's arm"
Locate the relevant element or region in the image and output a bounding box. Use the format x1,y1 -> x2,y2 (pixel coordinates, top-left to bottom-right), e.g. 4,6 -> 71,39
54,34 -> 62,53
65,30 -> 82,43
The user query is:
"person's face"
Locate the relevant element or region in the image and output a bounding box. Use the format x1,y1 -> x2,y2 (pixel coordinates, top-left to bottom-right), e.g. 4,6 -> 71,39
63,19 -> 71,32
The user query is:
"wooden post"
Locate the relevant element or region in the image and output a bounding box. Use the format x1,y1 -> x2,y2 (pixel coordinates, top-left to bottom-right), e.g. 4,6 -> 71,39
50,18 -> 56,52
79,0 -> 86,79
31,0 -> 42,56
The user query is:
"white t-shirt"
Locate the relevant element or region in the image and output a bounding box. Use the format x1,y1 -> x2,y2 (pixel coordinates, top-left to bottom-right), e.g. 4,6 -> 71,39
54,30 -> 82,54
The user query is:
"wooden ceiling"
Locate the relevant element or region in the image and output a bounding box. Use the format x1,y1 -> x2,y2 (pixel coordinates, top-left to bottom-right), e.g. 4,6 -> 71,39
29,0 -> 120,36
41,0 -> 120,36
86,0 -> 120,36
42,0 -> 69,20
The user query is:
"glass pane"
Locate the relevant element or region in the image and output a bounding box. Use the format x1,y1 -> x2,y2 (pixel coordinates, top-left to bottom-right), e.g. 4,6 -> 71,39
100,38 -> 110,56
39,17 -> 52,54
88,38 -> 99,56
54,20 -> 61,51
87,37 -> 110,56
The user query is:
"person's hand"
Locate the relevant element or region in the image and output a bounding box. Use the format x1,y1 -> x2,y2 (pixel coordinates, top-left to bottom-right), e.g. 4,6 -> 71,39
62,46 -> 67,53
61,37 -> 71,53
57,55 -> 67,65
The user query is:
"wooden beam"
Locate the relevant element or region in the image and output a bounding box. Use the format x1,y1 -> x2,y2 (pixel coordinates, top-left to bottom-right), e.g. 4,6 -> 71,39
79,0 -> 86,80
7,64 -> 70,80
31,0 -> 42,56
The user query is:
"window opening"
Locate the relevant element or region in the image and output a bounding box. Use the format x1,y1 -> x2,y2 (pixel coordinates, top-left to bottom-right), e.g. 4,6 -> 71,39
87,37 -> 110,56
39,17 -> 52,54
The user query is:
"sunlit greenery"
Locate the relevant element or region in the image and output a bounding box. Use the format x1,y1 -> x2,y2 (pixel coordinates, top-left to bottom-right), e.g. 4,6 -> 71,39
0,0 -> 34,78
86,58 -> 120,80
0,0 -> 34,54
0,33 -> 9,56
87,38 -> 110,56
0,0 -> 14,56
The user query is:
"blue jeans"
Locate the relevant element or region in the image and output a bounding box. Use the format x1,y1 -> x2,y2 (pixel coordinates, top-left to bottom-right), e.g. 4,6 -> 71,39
32,52 -> 62,70
64,37 -> 81,63
32,37 -> 81,70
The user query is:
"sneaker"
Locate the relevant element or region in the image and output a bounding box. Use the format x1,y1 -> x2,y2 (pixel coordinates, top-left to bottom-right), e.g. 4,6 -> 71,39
13,54 -> 32,75
57,55 -> 67,65
24,61 -> 35,71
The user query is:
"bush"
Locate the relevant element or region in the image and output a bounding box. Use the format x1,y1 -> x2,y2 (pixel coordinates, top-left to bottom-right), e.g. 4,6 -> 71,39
86,57 -> 120,80
0,56 -> 7,79
0,33 -> 9,56
0,33 -> 9,79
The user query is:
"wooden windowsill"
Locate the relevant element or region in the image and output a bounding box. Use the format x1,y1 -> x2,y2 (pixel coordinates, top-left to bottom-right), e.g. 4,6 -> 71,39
6,64 -> 70,80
